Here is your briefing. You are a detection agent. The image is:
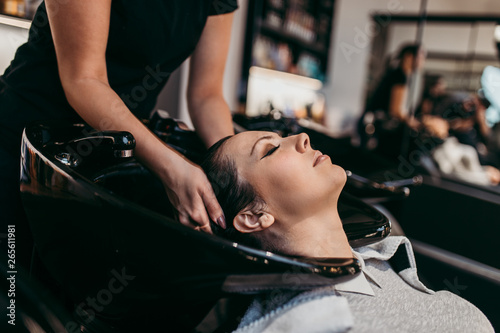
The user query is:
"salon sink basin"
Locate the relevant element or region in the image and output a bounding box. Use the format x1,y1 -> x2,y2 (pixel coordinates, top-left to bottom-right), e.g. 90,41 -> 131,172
20,119 -> 390,332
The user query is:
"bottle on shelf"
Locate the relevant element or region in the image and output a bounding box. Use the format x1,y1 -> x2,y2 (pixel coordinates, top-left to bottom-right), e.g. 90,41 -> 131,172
1,0 -> 25,18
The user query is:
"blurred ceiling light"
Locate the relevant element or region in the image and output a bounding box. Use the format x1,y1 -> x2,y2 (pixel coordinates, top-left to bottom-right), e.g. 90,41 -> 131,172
495,25 -> 500,42
249,66 -> 323,91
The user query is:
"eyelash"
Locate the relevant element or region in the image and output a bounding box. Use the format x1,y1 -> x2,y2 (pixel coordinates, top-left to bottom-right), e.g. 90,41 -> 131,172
261,144 -> 280,159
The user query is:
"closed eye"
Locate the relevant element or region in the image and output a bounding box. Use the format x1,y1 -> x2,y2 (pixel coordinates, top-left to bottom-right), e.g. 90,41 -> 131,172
261,144 -> 280,159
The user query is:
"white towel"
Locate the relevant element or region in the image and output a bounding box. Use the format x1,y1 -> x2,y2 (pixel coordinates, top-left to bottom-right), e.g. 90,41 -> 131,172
234,287 -> 353,333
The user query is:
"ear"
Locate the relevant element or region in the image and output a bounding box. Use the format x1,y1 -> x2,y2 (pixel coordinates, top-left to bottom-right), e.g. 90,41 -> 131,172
233,209 -> 275,234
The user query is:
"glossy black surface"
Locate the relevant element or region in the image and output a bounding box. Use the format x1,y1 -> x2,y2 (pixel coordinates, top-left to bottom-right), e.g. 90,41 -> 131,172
20,119 -> 393,332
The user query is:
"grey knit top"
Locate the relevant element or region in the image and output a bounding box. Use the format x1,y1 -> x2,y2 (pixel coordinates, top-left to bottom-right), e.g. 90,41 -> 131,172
339,257 -> 493,333
235,236 -> 494,333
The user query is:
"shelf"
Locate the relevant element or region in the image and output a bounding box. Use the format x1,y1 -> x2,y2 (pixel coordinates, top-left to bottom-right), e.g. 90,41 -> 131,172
240,0 -> 335,102
249,66 -> 323,90
0,14 -> 30,29
426,51 -> 498,62
259,21 -> 327,55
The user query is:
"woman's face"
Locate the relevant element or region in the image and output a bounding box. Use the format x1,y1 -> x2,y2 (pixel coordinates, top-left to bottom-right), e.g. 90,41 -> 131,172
431,78 -> 447,96
221,131 -> 346,220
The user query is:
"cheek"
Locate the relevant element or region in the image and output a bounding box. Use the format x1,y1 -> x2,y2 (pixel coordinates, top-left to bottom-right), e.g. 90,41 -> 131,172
249,156 -> 306,202
261,156 -> 346,194
247,156 -> 347,216
268,155 -> 308,190
259,158 -> 345,206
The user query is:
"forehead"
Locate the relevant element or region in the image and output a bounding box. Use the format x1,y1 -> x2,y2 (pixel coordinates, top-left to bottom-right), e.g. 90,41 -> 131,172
225,131 -> 277,154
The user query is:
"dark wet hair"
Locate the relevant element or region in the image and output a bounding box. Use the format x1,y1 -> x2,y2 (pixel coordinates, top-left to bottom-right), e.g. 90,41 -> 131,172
423,74 -> 444,98
397,43 -> 422,60
200,136 -> 265,249
384,43 -> 423,70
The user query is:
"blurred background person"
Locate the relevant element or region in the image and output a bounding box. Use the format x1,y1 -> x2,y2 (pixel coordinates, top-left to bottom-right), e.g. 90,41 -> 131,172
416,74 -> 448,117
415,74 -> 450,140
431,91 -> 500,185
358,43 -> 426,159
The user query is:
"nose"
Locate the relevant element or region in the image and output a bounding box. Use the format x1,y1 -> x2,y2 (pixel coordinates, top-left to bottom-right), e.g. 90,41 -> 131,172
294,133 -> 309,153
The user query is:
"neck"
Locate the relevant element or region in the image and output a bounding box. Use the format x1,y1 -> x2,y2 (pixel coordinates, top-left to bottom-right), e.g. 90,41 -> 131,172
271,205 -> 352,258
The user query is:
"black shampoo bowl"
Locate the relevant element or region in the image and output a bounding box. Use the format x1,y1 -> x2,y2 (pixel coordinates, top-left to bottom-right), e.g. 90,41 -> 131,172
20,120 -> 390,332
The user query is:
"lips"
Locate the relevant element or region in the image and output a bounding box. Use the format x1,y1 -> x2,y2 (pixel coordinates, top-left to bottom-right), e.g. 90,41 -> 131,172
313,150 -> 329,167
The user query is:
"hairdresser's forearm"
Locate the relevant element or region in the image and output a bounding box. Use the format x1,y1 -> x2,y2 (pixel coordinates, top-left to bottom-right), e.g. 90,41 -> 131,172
389,85 -> 408,122
188,95 -> 234,148
476,111 -> 491,139
63,78 -> 185,180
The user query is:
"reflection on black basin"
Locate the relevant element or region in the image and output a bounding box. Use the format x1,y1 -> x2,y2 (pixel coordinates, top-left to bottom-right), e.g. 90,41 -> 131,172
20,120 -> 390,332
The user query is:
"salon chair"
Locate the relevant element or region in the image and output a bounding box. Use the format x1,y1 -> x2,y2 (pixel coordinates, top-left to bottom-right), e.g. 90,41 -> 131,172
19,114 -> 391,332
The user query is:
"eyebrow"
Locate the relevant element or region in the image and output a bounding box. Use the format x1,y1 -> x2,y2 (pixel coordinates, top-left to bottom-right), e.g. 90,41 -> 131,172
250,135 -> 273,156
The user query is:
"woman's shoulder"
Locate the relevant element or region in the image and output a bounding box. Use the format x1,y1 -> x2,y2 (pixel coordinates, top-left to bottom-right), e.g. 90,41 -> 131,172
431,290 -> 494,332
355,237 -> 494,332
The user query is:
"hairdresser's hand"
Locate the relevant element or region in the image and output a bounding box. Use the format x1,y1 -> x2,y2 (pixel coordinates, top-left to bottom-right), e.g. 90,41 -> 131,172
485,166 -> 500,186
406,117 -> 421,131
160,156 -> 226,234
422,116 -> 449,139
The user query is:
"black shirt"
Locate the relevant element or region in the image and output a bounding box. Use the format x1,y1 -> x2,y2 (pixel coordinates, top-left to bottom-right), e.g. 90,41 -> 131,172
0,0 -> 238,156
366,67 -> 408,114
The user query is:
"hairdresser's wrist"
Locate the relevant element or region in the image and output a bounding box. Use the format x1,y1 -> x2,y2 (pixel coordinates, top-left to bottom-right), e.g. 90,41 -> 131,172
405,117 -> 420,130
150,144 -> 224,231
151,145 -> 191,188
132,131 -> 186,185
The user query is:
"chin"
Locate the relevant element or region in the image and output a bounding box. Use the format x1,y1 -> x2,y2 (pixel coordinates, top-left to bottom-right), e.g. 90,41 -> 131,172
333,164 -> 347,186
326,164 -> 346,198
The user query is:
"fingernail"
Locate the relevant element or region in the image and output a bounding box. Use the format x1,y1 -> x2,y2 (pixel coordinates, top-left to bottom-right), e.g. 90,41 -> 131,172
217,215 -> 226,229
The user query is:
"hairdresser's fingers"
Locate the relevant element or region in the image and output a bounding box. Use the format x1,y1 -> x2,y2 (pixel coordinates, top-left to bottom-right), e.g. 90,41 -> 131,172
177,212 -> 192,227
188,200 -> 213,235
178,210 -> 211,234
162,161 -> 215,233
195,223 -> 213,234
201,184 -> 226,229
